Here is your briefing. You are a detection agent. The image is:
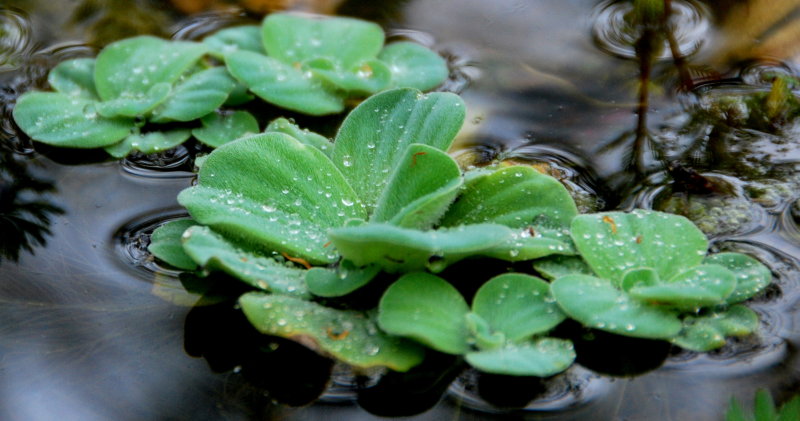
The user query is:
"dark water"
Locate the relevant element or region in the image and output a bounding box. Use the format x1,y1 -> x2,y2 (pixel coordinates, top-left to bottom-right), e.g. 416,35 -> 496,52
2,1 -> 800,420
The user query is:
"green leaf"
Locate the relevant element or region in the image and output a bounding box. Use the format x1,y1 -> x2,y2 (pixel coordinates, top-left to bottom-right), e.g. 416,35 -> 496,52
332,88 -> 465,211
178,133 -> 365,264
94,36 -> 208,101
570,210 -> 708,286
225,51 -> 344,115
621,267 -> 660,291
628,264 -> 737,309
104,129 -> 191,158
440,166 -> 578,229
551,274 -> 682,339
379,42 -> 449,91
223,82 -> 254,106
466,312 -> 506,349
371,144 -> 462,229
149,67 -> 236,122
265,117 -> 332,156
329,223 -> 512,273
472,273 -> 565,342
202,25 -> 264,57
726,398 -> 750,421
480,228 -> 574,262
181,226 -> 309,298
47,58 -> 99,99
378,272 -> 470,354
148,219 -> 198,270
778,395 -> 800,421
306,57 -> 391,94
240,292 -> 424,371
12,92 -> 133,148
755,389 -> 778,421
533,255 -> 595,281
262,13 -> 384,68
670,305 -> 759,351
192,110 -> 259,148
305,260 -> 381,297
465,338 -> 576,377
704,252 -> 771,304
96,82 -> 172,118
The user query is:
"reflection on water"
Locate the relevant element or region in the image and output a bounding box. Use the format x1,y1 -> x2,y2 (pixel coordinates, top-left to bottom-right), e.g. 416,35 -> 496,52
2,0 -> 800,420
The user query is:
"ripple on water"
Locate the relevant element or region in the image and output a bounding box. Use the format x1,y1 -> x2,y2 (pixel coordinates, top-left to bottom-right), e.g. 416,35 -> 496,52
121,145 -> 196,178
447,365 -> 612,414
112,208 -> 192,280
591,0 -> 710,60
170,8 -> 255,41
0,7 -> 33,72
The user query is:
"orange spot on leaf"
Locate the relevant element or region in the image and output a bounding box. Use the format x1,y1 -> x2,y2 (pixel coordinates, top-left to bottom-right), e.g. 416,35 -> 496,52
411,152 -> 427,167
281,252 -> 312,269
602,215 -> 618,234
326,327 -> 350,340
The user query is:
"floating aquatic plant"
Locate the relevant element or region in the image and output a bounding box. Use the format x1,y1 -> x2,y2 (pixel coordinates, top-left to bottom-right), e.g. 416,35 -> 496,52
547,210 -> 771,351
726,389 -> 800,421
208,13 -> 449,115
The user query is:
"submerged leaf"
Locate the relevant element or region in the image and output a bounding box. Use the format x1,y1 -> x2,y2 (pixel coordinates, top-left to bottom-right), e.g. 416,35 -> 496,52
12,92 -> 132,148
178,133 -> 364,264
465,338 -> 575,377
240,292 -> 424,371
148,219 -> 198,270
181,226 -> 309,298
332,88 -> 465,210
378,272 -> 470,354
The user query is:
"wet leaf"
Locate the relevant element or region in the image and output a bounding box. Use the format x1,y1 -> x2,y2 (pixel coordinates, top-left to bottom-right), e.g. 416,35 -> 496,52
47,58 -> 99,99
440,166 -> 578,229
378,272 -> 470,354
371,144 -> 462,230
306,57 -> 391,94
104,129 -> 191,158
551,274 -> 682,339
705,252 -> 772,304
465,338 -> 575,377
265,117 -> 332,156
149,67 -> 236,122
262,13 -> 384,69
178,133 -> 364,264
332,88 -> 465,211
181,226 -> 309,298
94,36 -> 208,101
533,255 -> 595,281
96,82 -> 172,118
379,41 -> 449,91
240,292 -> 425,371
12,92 -> 133,148
148,219 -> 198,271
192,110 -> 259,148
480,229 -> 574,263
570,210 -> 708,286
305,260 -> 381,297
225,51 -> 344,115
471,273 -> 565,342
620,267 -> 661,291
328,223 -> 512,273
628,264 -> 737,309
671,305 -> 758,351
202,25 -> 264,57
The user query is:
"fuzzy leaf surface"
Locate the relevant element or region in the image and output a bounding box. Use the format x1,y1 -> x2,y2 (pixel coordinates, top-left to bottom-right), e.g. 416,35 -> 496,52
265,118 -> 332,156
307,57 -> 391,94
150,67 -> 236,122
240,292 -> 424,371
192,111 -> 259,148
704,252 -> 771,304
148,219 -> 198,270
47,58 -> 99,99
203,25 -> 264,57
465,338 -> 575,377
379,42 -> 449,91
628,264 -> 737,309
104,129 -> 191,158
305,261 -> 380,297
671,305 -> 759,351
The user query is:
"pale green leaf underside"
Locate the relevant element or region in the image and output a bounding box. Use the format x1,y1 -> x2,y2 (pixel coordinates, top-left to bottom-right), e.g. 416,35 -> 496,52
265,117 -> 332,156
48,58 -> 99,99
182,226 -> 309,298
178,133 -> 364,264
150,67 -> 236,122
240,292 -> 424,371
671,305 -> 759,351
379,41 -> 449,91
378,272 -> 470,354
94,36 -> 208,101
192,111 -> 259,148
12,92 -> 132,147
148,219 -> 198,270
105,129 -> 191,158
440,166 -> 578,229
704,252 -> 771,304
305,261 -> 381,297
371,144 -> 462,229
472,273 -> 565,342
332,88 -> 465,210
571,210 -> 708,285
551,274 -> 682,339
465,338 -> 576,377
329,223 -> 512,273
226,51 -> 344,115
262,13 -> 384,69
